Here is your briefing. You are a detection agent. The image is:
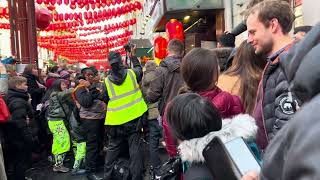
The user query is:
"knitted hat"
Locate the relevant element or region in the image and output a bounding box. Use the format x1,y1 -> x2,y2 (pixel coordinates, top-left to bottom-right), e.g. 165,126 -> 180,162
59,70 -> 70,79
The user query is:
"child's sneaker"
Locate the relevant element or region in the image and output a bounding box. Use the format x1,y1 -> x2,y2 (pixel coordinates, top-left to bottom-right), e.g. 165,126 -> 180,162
53,165 -> 70,173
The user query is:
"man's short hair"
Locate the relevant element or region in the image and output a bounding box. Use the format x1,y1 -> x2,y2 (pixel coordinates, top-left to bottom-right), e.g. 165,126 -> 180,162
168,39 -> 184,56
8,76 -> 27,89
218,33 -> 235,47
248,0 -> 294,34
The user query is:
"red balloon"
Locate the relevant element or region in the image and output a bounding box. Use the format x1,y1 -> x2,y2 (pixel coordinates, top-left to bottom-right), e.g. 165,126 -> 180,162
165,19 -> 184,42
35,7 -> 52,30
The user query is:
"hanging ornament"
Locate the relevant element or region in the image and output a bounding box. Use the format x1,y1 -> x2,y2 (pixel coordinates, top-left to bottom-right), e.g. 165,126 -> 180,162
35,6 -> 52,30
165,19 -> 184,42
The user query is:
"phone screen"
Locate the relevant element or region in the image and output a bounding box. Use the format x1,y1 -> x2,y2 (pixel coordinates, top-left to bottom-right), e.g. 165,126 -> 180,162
224,138 -> 261,175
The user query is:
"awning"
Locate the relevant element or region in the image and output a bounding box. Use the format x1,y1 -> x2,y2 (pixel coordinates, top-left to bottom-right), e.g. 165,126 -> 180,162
146,0 -> 224,32
129,39 -> 153,57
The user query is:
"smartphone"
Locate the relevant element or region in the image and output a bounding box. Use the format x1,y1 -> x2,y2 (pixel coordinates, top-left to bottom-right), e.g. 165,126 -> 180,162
224,137 -> 261,175
203,137 -> 261,180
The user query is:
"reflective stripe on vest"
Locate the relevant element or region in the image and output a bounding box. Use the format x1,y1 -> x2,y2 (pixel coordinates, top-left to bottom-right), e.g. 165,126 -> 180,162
105,69 -> 147,125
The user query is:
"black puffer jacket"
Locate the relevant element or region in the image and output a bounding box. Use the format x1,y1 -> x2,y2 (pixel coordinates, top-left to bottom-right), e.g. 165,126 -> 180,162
146,56 -> 184,116
47,89 -> 74,121
261,23 -> 320,180
253,43 -> 300,150
4,89 -> 34,148
23,73 -> 45,110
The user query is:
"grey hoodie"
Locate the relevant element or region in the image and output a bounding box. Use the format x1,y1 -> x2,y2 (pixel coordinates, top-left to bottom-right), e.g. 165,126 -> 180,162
179,114 -> 257,180
261,23 -> 320,180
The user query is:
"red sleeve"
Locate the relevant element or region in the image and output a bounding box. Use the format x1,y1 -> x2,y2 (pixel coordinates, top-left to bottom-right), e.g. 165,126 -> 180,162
162,107 -> 178,157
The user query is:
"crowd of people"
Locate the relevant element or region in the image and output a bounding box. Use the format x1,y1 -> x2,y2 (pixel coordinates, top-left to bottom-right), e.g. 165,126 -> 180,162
0,0 -> 319,180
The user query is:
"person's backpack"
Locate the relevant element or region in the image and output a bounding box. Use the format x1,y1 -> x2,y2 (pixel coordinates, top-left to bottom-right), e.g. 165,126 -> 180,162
151,156 -> 182,180
0,96 -> 10,123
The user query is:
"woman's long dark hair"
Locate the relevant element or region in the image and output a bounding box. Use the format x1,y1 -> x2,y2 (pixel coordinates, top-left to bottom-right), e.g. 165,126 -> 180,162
224,41 -> 267,114
41,79 -> 65,103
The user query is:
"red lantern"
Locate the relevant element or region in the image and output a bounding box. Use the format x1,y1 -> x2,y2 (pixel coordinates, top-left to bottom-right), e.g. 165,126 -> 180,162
111,0 -> 116,5
165,19 -> 184,42
57,0 -> 62,4
91,3 -> 96,9
50,0 -> 56,5
64,0 -> 69,5
35,7 -> 52,30
134,1 -> 142,10
36,0 -> 43,4
85,4 -> 90,10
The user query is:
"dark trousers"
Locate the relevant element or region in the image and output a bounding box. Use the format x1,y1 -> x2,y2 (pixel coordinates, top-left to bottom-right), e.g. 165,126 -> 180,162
148,119 -> 162,168
81,119 -> 102,172
6,144 -> 32,180
103,118 -> 144,180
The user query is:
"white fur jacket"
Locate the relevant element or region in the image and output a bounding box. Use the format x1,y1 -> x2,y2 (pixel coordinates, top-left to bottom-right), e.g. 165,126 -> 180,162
178,114 -> 257,163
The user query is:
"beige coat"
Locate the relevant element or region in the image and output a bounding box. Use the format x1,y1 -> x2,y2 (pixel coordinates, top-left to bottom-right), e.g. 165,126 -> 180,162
217,74 -> 241,97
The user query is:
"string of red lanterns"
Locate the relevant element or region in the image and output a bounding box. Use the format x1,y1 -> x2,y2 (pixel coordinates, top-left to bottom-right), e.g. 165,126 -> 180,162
36,0 -> 134,11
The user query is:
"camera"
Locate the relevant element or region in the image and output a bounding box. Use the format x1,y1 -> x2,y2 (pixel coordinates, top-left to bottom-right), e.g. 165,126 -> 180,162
123,42 -> 135,53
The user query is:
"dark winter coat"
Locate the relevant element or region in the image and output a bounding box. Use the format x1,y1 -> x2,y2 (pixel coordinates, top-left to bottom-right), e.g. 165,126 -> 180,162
141,61 -> 159,120
164,87 -> 245,157
4,89 -> 34,148
101,56 -> 143,104
74,85 -> 106,120
252,42 -> 300,151
23,73 -> 45,110
47,89 -> 74,121
178,115 -> 257,180
261,23 -> 320,180
146,56 -> 184,116
212,47 -> 234,72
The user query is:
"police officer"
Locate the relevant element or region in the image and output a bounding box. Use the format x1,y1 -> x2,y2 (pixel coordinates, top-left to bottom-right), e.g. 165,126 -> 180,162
102,47 -> 147,180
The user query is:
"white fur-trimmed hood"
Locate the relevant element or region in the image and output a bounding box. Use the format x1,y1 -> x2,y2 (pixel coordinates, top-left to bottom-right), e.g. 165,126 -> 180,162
178,114 -> 257,163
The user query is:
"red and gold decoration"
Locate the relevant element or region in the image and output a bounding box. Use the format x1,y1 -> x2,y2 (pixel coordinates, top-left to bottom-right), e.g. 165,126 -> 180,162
0,0 -> 143,67
165,19 -> 184,42
154,36 -> 168,59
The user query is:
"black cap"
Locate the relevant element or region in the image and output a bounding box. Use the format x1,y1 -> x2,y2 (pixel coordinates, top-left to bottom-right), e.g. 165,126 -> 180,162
108,51 -> 122,65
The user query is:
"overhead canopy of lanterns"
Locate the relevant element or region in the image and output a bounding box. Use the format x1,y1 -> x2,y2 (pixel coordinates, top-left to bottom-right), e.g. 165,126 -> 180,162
0,0 -> 142,68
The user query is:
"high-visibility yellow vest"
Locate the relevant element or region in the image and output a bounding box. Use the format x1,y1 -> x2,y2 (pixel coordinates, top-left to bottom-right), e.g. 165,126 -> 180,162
105,69 -> 147,125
